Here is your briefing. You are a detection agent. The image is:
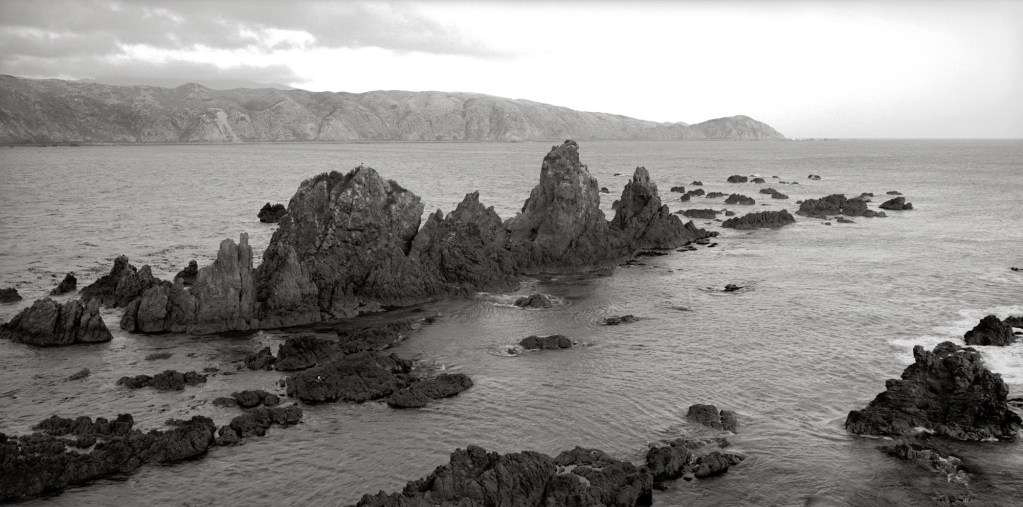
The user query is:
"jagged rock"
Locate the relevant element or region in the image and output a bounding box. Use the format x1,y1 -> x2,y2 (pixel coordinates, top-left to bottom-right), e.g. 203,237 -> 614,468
274,335 -> 346,371
67,368 -> 90,381
611,167 -> 716,250
258,202 -> 287,223
722,210 -> 796,229
505,141 -> 629,273
336,319 -> 424,353
116,370 -> 207,391
514,293 -> 554,309
217,405 -> 303,445
285,352 -> 414,403
174,260 -> 198,286
50,273 -> 77,295
669,186 -> 686,193
0,288 -> 21,303
726,175 -> 748,183
687,404 -> 738,431
963,315 -> 1016,346
602,315 -> 639,325
723,284 -> 742,292
691,180 -> 703,186
724,194 -> 755,205
231,390 -> 280,408
1005,315 -> 1023,328
705,191 -> 726,198
353,445 -> 652,506
519,334 -> 573,350
879,196 -> 913,210
0,298 -> 112,346
385,373 -> 474,409
1,414 -> 215,502
683,209 -> 718,219
845,342 -> 1021,440
244,346 -> 276,370
80,256 -> 160,308
880,441 -> 967,479
808,174 -> 821,180
692,451 -> 743,479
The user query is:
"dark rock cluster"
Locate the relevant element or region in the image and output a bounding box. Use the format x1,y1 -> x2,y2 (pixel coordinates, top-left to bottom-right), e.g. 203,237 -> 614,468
679,188 -> 704,201
797,194 -> 886,218
726,175 -> 748,183
174,260 -> 198,286
50,272 -> 77,295
519,334 -> 573,350
686,404 -> 739,432
603,315 -> 639,325
79,255 -> 160,308
879,196 -> 913,210
116,370 -> 207,391
758,187 -> 789,199
0,287 -> 21,303
257,202 -> 287,223
0,297 -> 112,346
705,192 -> 726,198
722,210 -> 796,229
215,405 -> 303,446
385,374 -> 474,409
724,194 -> 755,205
683,209 -> 718,219
963,315 -> 1016,346
514,293 -> 554,309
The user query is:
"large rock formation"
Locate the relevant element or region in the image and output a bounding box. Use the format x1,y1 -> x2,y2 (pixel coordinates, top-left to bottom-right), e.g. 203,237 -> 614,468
353,445 -> 652,506
845,342 -> 1020,440
963,315 -> 1016,346
797,194 -> 885,219
285,352 -> 415,403
50,272 -> 77,295
79,256 -> 161,308
879,196 -> 913,210
0,298 -> 112,346
611,166 -> 716,250
722,210 -> 796,229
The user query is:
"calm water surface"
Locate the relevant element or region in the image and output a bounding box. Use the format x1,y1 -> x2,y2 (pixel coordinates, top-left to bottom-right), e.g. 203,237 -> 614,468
1,140 -> 1021,506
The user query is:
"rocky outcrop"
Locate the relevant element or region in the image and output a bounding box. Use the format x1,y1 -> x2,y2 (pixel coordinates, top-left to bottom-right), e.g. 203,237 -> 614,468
644,437 -> 744,483
285,352 -> 414,403
797,194 -> 886,218
724,194 -> 755,205
505,141 -> 629,272
0,414 -> 216,502
687,404 -> 739,432
514,293 -> 554,309
215,405 -> 303,446
0,298 -> 112,346
722,210 -> 796,229
244,346 -> 276,370
274,335 -> 347,371
759,188 -> 789,199
682,209 -> 718,219
230,390 -> 280,408
0,288 -> 21,303
727,175 -> 748,183
117,370 -> 207,390
603,315 -> 639,325
669,186 -> 686,193
611,166 -> 716,250
879,196 -> 913,210
353,445 -> 652,506
385,373 -> 474,409
174,260 -> 198,286
257,202 -> 287,223
519,334 -> 573,350
335,319 -> 424,353
79,256 -> 161,308
705,191 -> 726,199
845,342 -> 1021,440
963,315 -> 1016,346
50,273 -> 77,295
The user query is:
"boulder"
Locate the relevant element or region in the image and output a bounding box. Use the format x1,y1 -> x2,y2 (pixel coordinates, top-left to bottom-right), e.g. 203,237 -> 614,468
385,373 -> 474,408
687,404 -> 738,432
759,188 -> 789,199
257,202 -> 287,223
808,174 -> 821,180
887,190 -> 902,195
513,293 -> 554,309
0,298 -> 112,346
879,196 -> 913,210
79,256 -> 161,308
244,346 -> 276,370
600,187 -> 609,193
722,210 -> 796,229
669,186 -> 686,193
611,167 -> 717,250
705,192 -> 726,198
797,194 -> 886,218
217,405 -> 303,444
50,273 -> 77,295
174,260 -> 198,286
285,352 -> 415,403
683,209 -> 718,219
67,368 -> 90,381
723,284 -> 742,292
353,445 -> 652,506
519,334 -> 573,350
602,315 -> 639,326
691,180 -> 703,186
726,175 -> 748,183
751,177 -> 766,184
231,389 -> 280,408
963,315 -> 1016,346
724,194 -> 755,205
116,370 -> 207,391
845,342 -> 1021,440
1005,315 -> 1023,328
0,287 -> 21,303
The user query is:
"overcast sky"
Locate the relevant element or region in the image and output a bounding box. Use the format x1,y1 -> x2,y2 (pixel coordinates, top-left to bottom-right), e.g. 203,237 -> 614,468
1,0 -> 1020,138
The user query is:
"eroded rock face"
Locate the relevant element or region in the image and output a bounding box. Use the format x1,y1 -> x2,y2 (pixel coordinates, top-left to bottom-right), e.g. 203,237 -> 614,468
80,256 -> 161,308
612,167 -> 716,250
722,210 -> 796,230
0,298 -> 112,346
353,445 -> 652,507
505,140 -> 628,272
258,202 -> 287,223
963,315 -> 1016,346
50,273 -> 77,295
845,342 -> 1021,440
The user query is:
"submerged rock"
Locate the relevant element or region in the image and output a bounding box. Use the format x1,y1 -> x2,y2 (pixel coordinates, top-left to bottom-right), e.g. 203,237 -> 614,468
798,194 -> 886,219
50,273 -> 77,295
602,315 -> 639,326
353,445 -> 652,506
963,315 -> 1016,346
808,174 -> 821,180
722,210 -> 796,229
80,256 -> 161,308
723,284 -> 742,292
759,188 -> 789,199
724,194 -> 755,205
231,389 -> 280,408
514,293 -> 554,309
174,260 -> 198,286
519,334 -> 573,350
705,192 -> 726,199
879,196 -> 913,210
257,202 -> 287,223
117,370 -> 207,391
385,373 -> 474,409
887,190 -> 903,195
683,209 -> 718,219
67,368 -> 90,381
669,186 -> 686,193
0,287 -> 21,303
845,342 -> 1021,440
751,177 -> 766,184
0,298 -> 112,346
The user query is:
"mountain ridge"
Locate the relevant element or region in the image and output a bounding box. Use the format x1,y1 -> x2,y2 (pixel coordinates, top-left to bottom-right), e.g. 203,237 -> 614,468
0,75 -> 785,144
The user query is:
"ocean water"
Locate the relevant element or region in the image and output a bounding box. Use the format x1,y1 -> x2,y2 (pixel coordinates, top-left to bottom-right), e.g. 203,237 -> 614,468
0,139 -> 1021,506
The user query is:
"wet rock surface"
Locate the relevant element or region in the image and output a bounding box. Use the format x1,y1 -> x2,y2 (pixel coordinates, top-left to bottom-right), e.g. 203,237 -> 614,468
603,315 -> 639,325
50,272 -> 77,295
879,196 -> 913,210
845,342 -> 1021,440
963,315 -> 1016,346
385,373 -> 474,409
274,335 -> 348,371
257,202 -> 287,223
80,256 -> 161,308
0,297 -> 112,346
724,194 -> 755,205
216,405 -> 303,445
797,194 -> 886,218
0,287 -> 21,303
244,346 -> 276,370
687,404 -> 738,432
726,175 -> 748,183
174,260 -> 198,286
519,334 -> 573,350
683,209 -> 718,219
285,351 -> 415,403
514,293 -> 554,309
722,210 -> 796,229
117,370 -> 207,391
230,389 -> 280,408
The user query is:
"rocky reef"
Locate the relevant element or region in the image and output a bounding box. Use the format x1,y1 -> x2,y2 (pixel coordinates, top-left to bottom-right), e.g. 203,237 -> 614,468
117,370 -> 207,390
79,255 -> 161,308
879,196 -> 913,210
963,315 -> 1016,346
686,404 -> 738,432
0,297 -> 112,346
797,194 -> 886,219
845,342 -> 1020,440
722,210 -> 796,229
519,334 -> 573,350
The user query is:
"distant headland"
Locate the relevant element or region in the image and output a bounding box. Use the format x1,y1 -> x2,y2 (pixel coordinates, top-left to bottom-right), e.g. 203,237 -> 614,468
0,75 -> 785,144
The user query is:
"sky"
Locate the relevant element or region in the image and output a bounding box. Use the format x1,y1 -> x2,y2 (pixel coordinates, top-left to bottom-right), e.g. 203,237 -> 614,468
1,0 -> 1021,138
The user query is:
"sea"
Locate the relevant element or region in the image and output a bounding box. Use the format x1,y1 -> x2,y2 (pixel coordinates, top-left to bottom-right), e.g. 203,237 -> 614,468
0,139 -> 1021,506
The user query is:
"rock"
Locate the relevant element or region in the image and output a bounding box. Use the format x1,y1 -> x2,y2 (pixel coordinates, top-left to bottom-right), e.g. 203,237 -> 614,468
0,288 -> 22,303
722,210 -> 796,229
691,180 -> 703,186
797,194 -> 885,218
808,174 -> 821,180
963,315 -> 1016,346
80,256 -> 161,308
386,373 -> 474,408
0,298 -> 112,346
611,167 -> 717,250
726,175 -> 748,183
231,389 -> 279,408
724,211 -> 735,217
724,194 -> 755,205
602,315 -> 639,325
335,319 -> 424,354
600,186 -> 609,193
50,273 -> 77,295
751,177 -> 765,184
1,414 -> 215,502
285,352 -> 414,403
705,192 -> 726,198
144,352 -> 173,361
723,284 -> 742,292
879,196 -> 913,210
644,439 -> 690,483
67,368 -> 90,381
117,370 -> 207,391
845,342 -> 1021,440
212,397 -> 238,408
692,451 -> 743,479
173,260 -> 198,286
258,202 -> 287,223
643,437 -> 743,485
352,445 -> 652,506
836,217 -> 855,224
683,209 -> 718,219
687,404 -> 738,431
759,188 -> 789,199
887,190 -> 902,195
1005,315 -> 1023,328
880,441 -> 966,479
505,141 -> 630,273
1011,267 -> 1022,272
519,334 -> 573,350
274,335 -> 346,371
217,405 -> 303,444
680,189 -> 705,202
244,346 -> 276,370
669,186 -> 686,193
514,293 -> 554,309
